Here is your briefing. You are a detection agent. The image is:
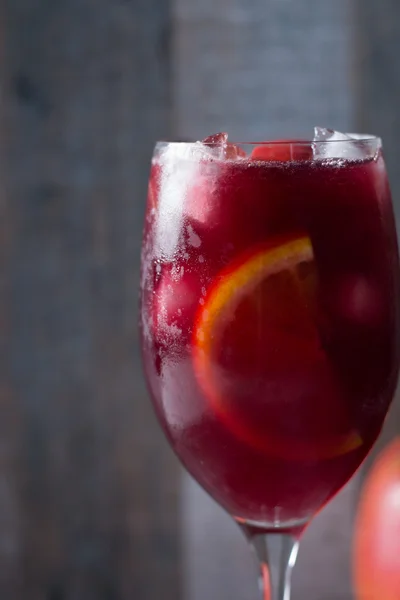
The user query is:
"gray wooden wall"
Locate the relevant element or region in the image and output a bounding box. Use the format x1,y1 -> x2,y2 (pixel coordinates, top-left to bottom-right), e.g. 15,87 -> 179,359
3,1 -> 178,599
2,1 -> 400,600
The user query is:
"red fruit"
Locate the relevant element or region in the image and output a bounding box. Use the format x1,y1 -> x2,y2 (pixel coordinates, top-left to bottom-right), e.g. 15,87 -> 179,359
202,132 -> 247,159
354,438 -> 400,600
202,132 -> 229,145
224,143 -> 247,159
251,140 -> 313,162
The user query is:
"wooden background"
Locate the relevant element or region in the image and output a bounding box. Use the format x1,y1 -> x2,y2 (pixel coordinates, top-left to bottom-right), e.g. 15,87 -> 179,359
2,1 -> 400,599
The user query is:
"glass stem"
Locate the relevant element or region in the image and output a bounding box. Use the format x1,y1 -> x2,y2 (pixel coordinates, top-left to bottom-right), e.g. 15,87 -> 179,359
250,532 -> 299,600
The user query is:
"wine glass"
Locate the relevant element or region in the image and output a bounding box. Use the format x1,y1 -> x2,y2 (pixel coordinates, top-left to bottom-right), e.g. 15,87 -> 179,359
139,132 -> 400,600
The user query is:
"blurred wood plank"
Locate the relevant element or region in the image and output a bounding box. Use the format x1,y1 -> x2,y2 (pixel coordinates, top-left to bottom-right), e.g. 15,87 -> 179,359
182,477 -> 256,600
173,0 -> 354,141
175,1 -> 358,599
354,0 -> 400,207
3,1 -> 179,599
354,0 -> 400,464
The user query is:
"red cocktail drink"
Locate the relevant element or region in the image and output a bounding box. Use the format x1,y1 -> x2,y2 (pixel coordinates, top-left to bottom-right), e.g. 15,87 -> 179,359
140,132 -> 400,598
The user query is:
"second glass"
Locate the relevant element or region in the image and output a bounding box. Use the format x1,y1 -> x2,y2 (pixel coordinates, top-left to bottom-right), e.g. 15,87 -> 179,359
140,134 -> 400,600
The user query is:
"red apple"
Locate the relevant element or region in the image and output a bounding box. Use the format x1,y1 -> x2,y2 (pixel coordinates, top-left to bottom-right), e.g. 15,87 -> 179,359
354,438 -> 400,600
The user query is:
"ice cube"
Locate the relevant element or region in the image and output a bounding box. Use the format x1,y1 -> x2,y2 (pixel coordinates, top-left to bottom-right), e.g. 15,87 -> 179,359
154,143 -> 206,258
313,127 -> 371,161
156,133 -> 229,164
153,266 -> 205,348
158,139 -> 216,163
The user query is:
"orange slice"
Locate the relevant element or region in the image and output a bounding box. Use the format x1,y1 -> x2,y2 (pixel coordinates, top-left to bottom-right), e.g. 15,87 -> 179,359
192,235 -> 362,461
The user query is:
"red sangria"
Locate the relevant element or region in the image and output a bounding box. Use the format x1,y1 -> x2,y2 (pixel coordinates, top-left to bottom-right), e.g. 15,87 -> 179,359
140,130 -> 400,599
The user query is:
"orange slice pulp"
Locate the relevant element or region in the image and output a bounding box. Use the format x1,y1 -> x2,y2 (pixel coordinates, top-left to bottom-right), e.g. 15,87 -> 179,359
192,235 -> 363,461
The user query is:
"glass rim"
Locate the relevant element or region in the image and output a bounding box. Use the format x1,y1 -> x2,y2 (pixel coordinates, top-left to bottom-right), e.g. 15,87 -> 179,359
156,135 -> 381,146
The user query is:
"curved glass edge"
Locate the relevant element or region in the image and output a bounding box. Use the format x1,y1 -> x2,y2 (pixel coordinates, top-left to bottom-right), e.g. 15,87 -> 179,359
154,136 -> 382,162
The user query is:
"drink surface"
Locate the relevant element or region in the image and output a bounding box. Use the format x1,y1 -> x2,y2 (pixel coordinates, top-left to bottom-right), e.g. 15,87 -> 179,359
140,141 -> 400,528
